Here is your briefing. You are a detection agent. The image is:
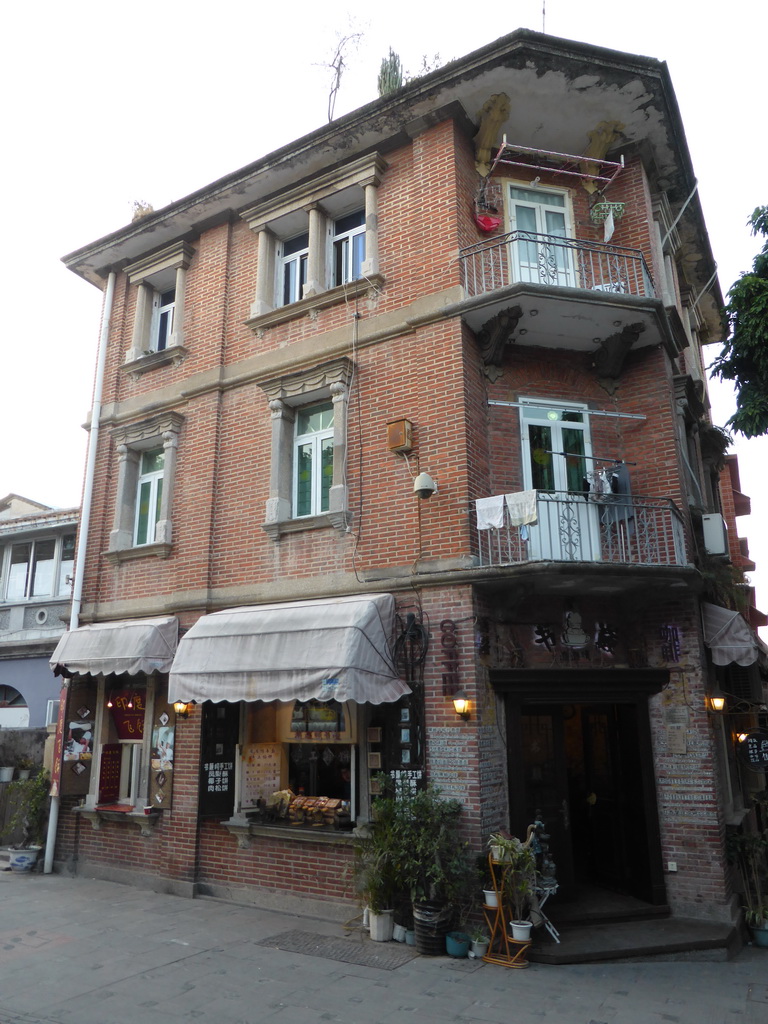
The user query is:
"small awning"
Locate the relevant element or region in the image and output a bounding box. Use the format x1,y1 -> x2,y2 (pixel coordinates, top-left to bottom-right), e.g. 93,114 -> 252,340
50,617 -> 179,677
701,603 -> 758,667
169,594 -> 409,705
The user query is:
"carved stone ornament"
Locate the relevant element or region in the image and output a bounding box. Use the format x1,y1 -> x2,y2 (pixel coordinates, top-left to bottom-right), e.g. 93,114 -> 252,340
590,322 -> 645,379
477,305 -> 523,371
474,93 -> 511,176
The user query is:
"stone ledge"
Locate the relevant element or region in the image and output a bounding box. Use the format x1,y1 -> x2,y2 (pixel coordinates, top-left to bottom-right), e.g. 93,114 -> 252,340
76,805 -> 162,838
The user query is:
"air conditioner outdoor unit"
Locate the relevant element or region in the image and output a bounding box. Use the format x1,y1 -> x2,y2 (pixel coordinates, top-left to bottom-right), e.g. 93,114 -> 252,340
702,512 -> 729,557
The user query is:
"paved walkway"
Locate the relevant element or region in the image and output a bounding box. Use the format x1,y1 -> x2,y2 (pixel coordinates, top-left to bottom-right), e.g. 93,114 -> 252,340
1,870 -> 766,1024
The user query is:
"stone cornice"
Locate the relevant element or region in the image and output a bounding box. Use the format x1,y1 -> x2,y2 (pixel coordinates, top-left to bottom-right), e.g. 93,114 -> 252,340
239,154 -> 387,231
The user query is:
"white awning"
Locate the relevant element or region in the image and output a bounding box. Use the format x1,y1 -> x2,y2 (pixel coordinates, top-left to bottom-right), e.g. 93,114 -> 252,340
169,593 -> 409,705
50,617 -> 179,677
701,603 -> 758,667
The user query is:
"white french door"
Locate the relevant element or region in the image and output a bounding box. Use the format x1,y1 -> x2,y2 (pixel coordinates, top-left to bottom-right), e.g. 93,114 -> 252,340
509,185 -> 575,288
520,401 -> 600,561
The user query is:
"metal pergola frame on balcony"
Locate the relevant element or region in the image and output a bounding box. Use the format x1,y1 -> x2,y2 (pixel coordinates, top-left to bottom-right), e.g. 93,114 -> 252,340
488,137 -> 624,191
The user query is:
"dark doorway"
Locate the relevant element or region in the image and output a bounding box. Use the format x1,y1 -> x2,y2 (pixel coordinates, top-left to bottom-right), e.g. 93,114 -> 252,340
507,698 -> 665,905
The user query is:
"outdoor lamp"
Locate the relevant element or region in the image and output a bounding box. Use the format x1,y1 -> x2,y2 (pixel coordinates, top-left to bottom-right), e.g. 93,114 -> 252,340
173,700 -> 191,718
708,691 -> 726,713
453,691 -> 471,720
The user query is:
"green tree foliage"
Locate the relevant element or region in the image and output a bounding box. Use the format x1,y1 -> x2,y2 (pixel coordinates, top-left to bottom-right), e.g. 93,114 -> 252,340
711,207 -> 768,437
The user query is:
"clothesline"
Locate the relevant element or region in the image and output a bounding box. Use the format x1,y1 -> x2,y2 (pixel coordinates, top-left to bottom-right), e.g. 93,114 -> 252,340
544,450 -> 637,466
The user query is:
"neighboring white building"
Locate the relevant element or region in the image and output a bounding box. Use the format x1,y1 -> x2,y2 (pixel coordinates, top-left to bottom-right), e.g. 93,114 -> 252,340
0,495 -> 78,727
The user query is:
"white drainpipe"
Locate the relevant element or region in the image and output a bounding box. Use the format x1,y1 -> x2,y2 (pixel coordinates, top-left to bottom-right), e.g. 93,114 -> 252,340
45,271 -> 116,874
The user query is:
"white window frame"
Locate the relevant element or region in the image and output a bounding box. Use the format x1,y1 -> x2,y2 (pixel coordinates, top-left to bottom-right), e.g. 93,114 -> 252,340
293,403 -> 335,518
507,182 -> 575,288
107,412 -> 183,561
150,288 -> 176,352
2,533 -> 77,602
258,358 -> 352,540
242,153 -> 385,324
332,210 -> 366,287
519,397 -> 600,561
279,233 -> 309,307
133,448 -> 165,546
124,241 -> 194,367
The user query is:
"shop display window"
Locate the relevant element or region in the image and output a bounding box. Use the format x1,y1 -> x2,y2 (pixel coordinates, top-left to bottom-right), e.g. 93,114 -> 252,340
239,699 -> 358,830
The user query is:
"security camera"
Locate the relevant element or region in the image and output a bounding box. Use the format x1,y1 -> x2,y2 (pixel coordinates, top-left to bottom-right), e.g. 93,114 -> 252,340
413,472 -> 438,499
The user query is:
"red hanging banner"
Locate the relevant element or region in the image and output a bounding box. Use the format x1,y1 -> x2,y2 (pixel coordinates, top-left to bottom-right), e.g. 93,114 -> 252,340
109,690 -> 146,740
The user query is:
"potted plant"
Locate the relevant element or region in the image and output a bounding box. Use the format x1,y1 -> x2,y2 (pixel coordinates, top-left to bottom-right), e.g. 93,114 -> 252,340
353,795 -> 400,941
488,831 -> 537,941
16,755 -> 35,781
727,793 -> 768,947
469,925 -> 490,958
2,770 -> 50,871
356,777 -> 473,954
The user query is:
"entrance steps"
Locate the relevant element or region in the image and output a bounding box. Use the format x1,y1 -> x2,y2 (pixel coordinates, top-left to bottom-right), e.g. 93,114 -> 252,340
529,891 -> 740,964
529,914 -> 740,964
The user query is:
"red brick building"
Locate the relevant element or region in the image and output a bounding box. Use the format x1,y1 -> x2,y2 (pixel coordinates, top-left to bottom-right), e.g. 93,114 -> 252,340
51,30 -> 766,933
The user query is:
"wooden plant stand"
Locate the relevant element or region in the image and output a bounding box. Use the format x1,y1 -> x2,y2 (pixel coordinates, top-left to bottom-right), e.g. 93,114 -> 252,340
482,854 -> 530,968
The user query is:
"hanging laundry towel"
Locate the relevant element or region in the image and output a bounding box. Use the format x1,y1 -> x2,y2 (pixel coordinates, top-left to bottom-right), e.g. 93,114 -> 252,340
475,494 -> 506,530
504,489 -> 538,527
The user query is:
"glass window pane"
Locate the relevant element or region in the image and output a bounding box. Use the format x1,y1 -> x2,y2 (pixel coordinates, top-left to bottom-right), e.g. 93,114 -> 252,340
7,544 -> 31,599
562,428 -> 586,493
335,210 -> 365,234
510,186 -> 565,207
136,480 -> 152,545
58,534 -> 76,596
155,478 -> 164,530
140,449 -> 164,474
320,438 -> 334,512
284,233 -> 309,256
352,233 -> 366,279
298,403 -> 334,435
296,442 -> 314,517
31,539 -> 56,596
528,425 -> 554,490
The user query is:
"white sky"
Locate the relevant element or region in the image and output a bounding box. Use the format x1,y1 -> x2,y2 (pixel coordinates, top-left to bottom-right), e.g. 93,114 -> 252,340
2,1 -> 766,615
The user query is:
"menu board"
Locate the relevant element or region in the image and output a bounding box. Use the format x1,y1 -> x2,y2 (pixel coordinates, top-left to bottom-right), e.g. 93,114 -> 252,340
738,730 -> 768,771
241,743 -> 283,807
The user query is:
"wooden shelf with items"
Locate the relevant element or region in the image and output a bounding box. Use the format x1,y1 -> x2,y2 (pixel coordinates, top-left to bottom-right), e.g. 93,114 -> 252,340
482,854 -> 531,969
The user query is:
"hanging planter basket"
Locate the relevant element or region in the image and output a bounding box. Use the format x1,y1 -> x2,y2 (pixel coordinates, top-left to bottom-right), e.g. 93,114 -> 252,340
590,202 -> 625,224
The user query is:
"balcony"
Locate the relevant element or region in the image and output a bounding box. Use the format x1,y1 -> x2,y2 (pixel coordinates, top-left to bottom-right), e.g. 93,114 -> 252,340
476,491 -> 686,572
450,231 -> 685,360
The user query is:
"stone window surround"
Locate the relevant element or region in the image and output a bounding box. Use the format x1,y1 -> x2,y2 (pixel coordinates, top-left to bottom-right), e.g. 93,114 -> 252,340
257,358 -> 352,541
106,411 -> 184,563
241,153 -> 386,329
123,241 -> 195,372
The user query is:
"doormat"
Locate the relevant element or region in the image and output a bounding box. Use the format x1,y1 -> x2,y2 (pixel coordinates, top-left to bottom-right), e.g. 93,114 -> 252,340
257,929 -> 419,970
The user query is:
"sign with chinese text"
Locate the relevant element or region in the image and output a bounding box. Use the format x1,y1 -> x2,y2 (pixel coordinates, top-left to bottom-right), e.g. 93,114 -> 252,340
738,730 -> 768,771
98,743 -> 122,804
109,690 -> 146,740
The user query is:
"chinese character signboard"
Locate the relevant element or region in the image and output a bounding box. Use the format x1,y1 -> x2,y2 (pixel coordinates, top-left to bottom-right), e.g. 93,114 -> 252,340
738,731 -> 768,771
109,690 -> 146,739
98,743 -> 122,804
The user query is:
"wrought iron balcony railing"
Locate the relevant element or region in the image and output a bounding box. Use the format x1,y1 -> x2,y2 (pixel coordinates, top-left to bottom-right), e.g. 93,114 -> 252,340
460,230 -> 655,299
476,491 -> 685,569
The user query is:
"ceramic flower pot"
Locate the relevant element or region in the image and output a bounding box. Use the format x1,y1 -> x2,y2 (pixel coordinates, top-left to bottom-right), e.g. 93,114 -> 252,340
446,931 -> 470,957
470,938 -> 490,958
510,920 -> 533,942
9,847 -> 41,872
369,909 -> 394,942
483,888 -> 498,907
0,767 -> 14,783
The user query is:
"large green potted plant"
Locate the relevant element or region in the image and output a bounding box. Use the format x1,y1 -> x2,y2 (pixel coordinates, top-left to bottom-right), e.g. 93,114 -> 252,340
727,793 -> 768,947
353,792 -> 401,941
3,770 -> 50,871
355,777 -> 473,953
